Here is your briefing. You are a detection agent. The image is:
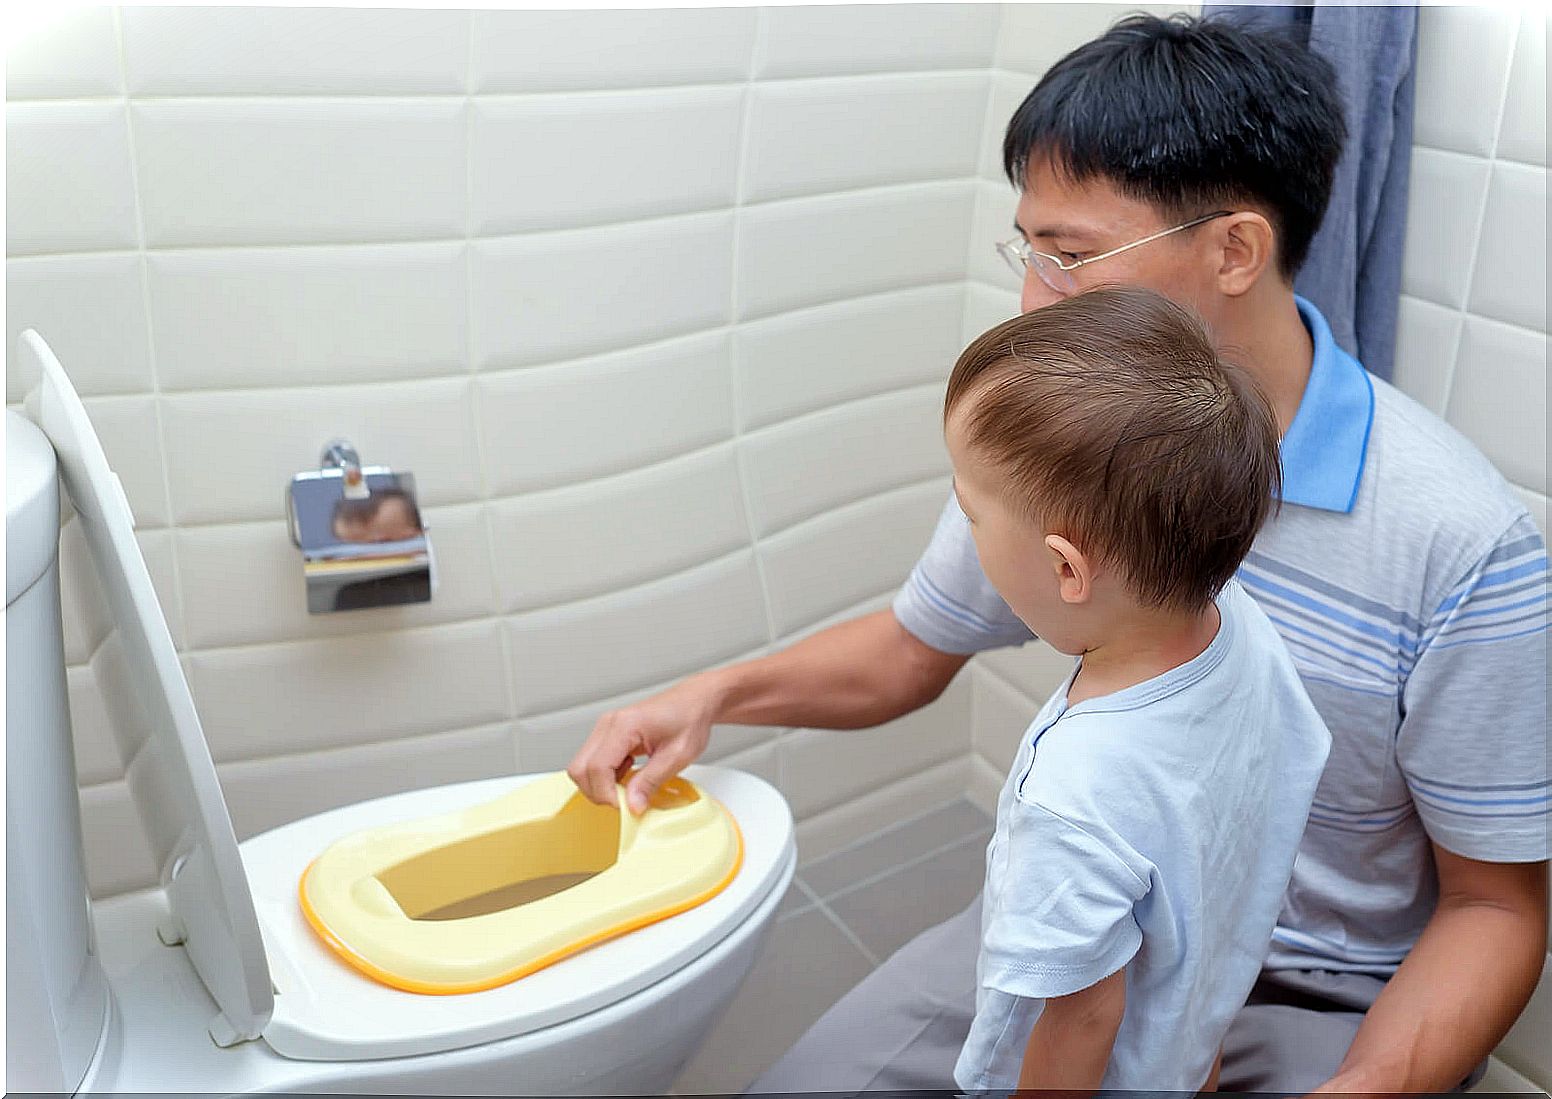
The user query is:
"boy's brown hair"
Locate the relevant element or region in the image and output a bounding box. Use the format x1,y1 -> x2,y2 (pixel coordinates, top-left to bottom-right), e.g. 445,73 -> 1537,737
945,285 -> 1281,611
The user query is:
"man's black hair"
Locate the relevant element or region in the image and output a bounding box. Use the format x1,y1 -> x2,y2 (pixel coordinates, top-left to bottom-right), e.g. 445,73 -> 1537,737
1002,13 -> 1346,279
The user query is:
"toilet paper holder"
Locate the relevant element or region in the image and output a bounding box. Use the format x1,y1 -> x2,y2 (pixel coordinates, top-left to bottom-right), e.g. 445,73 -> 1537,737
285,439 -> 434,614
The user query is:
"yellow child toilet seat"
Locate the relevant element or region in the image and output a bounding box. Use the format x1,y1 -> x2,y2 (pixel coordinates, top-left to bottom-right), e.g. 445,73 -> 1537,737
299,771 -> 743,995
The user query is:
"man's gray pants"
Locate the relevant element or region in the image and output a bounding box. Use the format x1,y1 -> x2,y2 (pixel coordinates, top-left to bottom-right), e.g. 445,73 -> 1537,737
749,896 -> 1486,1094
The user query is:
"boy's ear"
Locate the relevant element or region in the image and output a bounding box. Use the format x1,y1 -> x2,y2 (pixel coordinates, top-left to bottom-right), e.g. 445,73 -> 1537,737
1044,534 -> 1092,604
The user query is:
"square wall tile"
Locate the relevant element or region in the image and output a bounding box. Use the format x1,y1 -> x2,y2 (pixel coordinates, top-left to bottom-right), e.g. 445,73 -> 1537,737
478,329 -> 734,496
967,178 -> 1023,287
79,781 -> 159,897
489,444 -> 749,613
756,4 -> 1000,79
1446,317 -> 1548,495
217,722 -> 517,843
980,72 -> 1034,182
7,253 -> 153,402
131,98 -> 466,248
712,740 -> 781,787
962,280 -> 1021,345
160,376 -> 480,525
777,673 -> 971,819
68,663 -> 124,786
1467,162 -> 1547,332
738,180 -> 975,321
741,383 -> 948,537
1414,5 -> 1519,158
1497,14 -> 1547,167
136,527 -> 185,650
6,101 -> 139,256
5,6 -> 122,99
737,283 -> 962,430
974,640 -> 1072,702
743,72 -> 985,204
471,211 -> 733,370
971,662 -> 1041,774
175,502 -> 495,650
1401,148 -> 1491,310
800,797 -> 990,900
1392,294 -> 1462,416
82,395 -> 170,529
1515,487 -> 1548,540
185,618 -> 510,763
504,550 -> 768,716
471,8 -> 756,93
147,241 -> 467,391
58,516 -> 111,665
472,87 -> 742,235
759,478 -> 947,637
514,669 -> 771,775
997,3 -> 1123,74
792,756 -> 969,863
122,7 -> 467,95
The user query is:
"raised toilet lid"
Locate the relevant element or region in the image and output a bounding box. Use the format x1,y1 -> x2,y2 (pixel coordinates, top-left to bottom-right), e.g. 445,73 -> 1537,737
241,764 -> 793,1061
21,329 -> 795,1064
22,330 -> 275,1047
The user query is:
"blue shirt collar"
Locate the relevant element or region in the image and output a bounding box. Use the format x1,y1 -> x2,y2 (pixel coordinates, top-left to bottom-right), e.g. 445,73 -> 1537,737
1277,296 -> 1375,513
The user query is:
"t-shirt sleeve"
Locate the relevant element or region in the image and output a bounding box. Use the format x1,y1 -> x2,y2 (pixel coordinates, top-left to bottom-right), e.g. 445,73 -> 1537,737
980,799 -> 1149,1001
892,493 -> 1037,654
1396,511 -> 1549,861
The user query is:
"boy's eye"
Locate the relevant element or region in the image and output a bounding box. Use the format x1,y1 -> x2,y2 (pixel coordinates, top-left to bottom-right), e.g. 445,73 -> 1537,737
1060,250 -> 1085,263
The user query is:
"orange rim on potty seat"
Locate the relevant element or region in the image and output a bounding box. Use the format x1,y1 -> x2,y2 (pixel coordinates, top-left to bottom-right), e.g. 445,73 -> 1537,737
298,771 -> 743,995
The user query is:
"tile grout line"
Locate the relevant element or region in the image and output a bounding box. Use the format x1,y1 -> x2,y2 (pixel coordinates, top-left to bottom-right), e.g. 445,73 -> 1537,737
727,8 -> 783,669
1436,13 -> 1523,421
110,5 -> 190,652
458,11 -> 522,757
11,66 -> 997,108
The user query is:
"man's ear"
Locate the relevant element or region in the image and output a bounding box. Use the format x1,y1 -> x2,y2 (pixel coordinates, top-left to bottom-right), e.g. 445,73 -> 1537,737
1044,534 -> 1092,605
1212,211 -> 1276,298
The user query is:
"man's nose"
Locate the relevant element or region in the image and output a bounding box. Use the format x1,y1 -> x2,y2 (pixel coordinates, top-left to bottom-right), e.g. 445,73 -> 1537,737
1020,270 -> 1063,313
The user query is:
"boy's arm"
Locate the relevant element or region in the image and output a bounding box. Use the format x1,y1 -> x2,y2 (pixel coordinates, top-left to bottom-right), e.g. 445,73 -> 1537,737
1018,967 -> 1127,1092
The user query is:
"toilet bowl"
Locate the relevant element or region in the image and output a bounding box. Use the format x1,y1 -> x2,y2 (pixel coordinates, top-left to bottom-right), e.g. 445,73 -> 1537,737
6,329 -> 796,1095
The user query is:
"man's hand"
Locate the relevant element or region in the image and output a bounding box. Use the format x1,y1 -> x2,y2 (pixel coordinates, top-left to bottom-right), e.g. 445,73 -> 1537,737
567,673 -> 726,814
1311,846 -> 1547,1094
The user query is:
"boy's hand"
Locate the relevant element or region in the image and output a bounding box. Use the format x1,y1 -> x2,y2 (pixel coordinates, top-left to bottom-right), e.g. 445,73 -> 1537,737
566,674 -> 724,814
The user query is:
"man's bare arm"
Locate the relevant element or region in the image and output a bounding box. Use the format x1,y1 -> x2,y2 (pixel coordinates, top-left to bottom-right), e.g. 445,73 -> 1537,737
569,609 -> 970,811
1314,847 -> 1548,1093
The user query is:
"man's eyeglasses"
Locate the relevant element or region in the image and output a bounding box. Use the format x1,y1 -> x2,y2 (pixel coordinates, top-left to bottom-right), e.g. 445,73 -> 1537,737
996,210 -> 1233,296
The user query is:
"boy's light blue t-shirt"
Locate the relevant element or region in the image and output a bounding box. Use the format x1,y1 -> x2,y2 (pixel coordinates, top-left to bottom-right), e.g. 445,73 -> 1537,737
955,580 -> 1331,1092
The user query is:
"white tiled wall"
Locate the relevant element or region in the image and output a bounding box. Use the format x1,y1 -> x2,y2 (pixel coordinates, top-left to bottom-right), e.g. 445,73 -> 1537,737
6,3 -> 1015,897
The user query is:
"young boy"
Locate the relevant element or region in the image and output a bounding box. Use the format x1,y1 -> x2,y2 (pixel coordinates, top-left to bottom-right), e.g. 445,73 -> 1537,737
946,285 -> 1331,1092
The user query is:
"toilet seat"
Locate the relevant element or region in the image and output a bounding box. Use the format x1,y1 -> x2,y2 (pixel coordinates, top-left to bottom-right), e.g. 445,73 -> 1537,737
298,771 -> 743,995
241,765 -> 793,1062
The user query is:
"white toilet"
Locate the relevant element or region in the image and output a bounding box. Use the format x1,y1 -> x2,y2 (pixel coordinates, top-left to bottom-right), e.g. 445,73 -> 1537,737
6,329 -> 797,1095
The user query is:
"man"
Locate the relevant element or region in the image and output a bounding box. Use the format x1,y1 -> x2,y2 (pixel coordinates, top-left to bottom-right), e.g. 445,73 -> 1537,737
568,15 -> 1549,1093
